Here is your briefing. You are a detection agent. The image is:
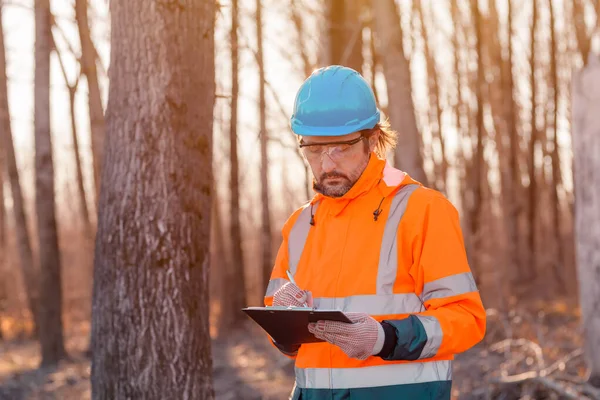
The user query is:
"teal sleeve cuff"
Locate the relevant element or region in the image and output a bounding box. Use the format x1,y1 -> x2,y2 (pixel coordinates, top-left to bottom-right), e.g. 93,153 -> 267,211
379,315 -> 427,361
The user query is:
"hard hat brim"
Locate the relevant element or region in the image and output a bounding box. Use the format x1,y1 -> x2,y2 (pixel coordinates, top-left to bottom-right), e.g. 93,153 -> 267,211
291,111 -> 380,136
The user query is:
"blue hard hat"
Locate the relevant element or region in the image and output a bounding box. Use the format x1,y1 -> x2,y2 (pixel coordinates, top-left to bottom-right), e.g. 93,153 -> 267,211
290,65 -> 381,136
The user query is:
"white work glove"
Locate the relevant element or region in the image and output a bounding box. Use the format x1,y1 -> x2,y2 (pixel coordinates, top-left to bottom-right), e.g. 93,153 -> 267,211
273,282 -> 313,308
308,312 -> 385,360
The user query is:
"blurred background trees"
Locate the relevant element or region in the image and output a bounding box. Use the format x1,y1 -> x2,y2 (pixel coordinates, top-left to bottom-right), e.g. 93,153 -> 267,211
0,0 -> 598,398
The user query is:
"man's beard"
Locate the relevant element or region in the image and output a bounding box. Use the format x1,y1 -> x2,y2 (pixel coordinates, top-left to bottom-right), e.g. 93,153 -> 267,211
312,154 -> 370,198
313,172 -> 353,197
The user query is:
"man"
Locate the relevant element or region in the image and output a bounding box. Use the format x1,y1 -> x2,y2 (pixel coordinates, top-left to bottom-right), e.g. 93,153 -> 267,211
264,65 -> 486,399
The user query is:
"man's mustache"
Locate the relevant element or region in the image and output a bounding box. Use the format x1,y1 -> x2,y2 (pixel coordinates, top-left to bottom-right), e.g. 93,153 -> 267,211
319,172 -> 349,181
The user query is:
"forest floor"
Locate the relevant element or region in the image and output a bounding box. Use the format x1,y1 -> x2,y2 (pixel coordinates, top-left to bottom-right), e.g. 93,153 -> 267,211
0,299 -> 596,400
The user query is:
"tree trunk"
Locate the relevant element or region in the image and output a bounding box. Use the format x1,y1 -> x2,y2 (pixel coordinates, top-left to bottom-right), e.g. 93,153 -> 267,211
326,0 -> 363,72
289,0 -> 315,199
416,1 -> 446,193
526,0 -> 539,281
90,1 -> 216,398
548,0 -> 566,293
256,0 -> 273,293
470,0 -> 485,256
450,0 -> 470,184
225,0 -> 247,328
290,0 -> 313,78
0,92 -> 5,340
572,52 -> 600,388
0,2 -> 39,336
52,32 -> 92,240
505,0 -> 523,278
213,196 -> 230,337
572,0 -> 592,65
371,0 -> 427,184
75,0 -> 105,204
68,85 -> 93,239
35,0 -> 66,366
368,22 -> 380,107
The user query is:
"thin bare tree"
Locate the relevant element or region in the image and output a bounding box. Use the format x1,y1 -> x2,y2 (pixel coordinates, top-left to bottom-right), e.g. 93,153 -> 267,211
0,86 -> 5,340
90,0 -> 216,397
526,0 -> 539,281
469,0 -> 486,265
416,1 -> 446,193
51,31 -> 92,240
572,0 -> 593,65
324,0 -> 363,71
289,0 -> 313,200
548,0 -> 566,292
371,0 -> 428,184
226,0 -> 247,327
35,0 -> 67,365
0,1 -> 39,336
505,0 -> 523,277
75,0 -> 104,204
256,0 -> 273,293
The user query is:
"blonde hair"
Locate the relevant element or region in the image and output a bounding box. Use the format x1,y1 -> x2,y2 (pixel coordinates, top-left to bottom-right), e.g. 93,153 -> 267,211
362,119 -> 397,158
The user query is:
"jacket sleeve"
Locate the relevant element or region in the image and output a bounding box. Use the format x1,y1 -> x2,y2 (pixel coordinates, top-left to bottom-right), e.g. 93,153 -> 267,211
262,209 -> 303,358
378,191 -> 486,361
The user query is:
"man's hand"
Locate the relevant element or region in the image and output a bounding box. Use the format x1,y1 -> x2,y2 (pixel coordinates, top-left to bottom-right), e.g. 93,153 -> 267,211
273,282 -> 313,308
308,313 -> 385,360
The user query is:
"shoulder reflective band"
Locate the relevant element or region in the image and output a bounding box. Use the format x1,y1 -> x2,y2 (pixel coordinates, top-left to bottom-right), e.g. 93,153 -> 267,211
377,184 -> 420,294
288,202 -> 319,276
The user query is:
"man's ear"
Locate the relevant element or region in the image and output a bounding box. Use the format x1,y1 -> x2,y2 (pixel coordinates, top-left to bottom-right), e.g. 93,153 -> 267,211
368,130 -> 380,152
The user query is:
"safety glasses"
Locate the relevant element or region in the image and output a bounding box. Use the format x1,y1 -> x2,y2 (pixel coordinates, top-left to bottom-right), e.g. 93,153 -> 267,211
298,135 -> 366,162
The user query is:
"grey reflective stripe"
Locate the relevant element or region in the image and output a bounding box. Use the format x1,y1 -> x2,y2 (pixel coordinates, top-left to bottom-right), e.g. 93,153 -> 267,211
295,360 -> 452,389
377,184 -> 420,294
288,202 -> 318,275
265,278 -> 288,297
422,272 -> 478,302
416,315 -> 443,359
312,293 -> 423,315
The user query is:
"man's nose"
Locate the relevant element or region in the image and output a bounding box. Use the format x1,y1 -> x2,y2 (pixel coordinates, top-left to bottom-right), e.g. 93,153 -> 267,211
321,153 -> 336,172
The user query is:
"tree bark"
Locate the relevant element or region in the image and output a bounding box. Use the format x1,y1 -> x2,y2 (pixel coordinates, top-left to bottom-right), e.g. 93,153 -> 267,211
225,0 -> 247,328
90,0 -> 216,398
368,22 -> 380,107
35,0 -> 66,365
289,0 -> 314,199
0,83 -> 5,341
416,1 -> 446,193
450,0 -> 469,181
371,0 -> 427,184
213,196 -> 230,337
572,0 -> 592,65
505,0 -> 523,277
0,2 -> 39,336
326,0 -> 363,72
548,0 -> 566,292
52,32 -> 92,240
75,0 -> 105,204
572,52 -> 600,388
470,0 -> 485,255
256,0 -> 273,293
289,0 -> 313,79
526,0 -> 539,281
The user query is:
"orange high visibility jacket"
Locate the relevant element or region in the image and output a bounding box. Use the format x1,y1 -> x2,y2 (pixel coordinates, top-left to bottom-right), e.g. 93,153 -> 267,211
264,154 -> 486,399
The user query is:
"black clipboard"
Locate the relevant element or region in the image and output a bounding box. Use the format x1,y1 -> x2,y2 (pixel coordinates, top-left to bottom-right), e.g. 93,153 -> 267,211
242,306 -> 353,346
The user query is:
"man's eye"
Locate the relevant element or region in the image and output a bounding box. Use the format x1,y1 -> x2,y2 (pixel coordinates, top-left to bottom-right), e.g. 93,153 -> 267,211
337,144 -> 352,152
